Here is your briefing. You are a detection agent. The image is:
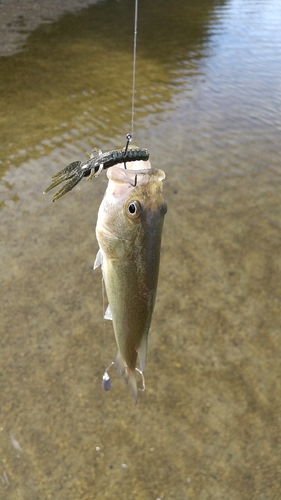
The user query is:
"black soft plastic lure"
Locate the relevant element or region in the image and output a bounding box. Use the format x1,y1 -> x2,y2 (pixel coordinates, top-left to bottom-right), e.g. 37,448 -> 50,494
43,146 -> 149,202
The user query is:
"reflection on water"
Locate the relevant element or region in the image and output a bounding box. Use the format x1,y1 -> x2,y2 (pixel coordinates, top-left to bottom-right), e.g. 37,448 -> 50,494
0,0 -> 223,178
1,0 -> 281,499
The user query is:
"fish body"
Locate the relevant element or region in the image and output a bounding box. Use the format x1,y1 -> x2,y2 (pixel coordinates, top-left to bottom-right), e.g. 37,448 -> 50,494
95,159 -> 167,401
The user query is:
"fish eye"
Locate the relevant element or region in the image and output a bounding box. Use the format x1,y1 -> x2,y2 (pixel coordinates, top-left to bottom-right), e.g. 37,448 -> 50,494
126,200 -> 142,219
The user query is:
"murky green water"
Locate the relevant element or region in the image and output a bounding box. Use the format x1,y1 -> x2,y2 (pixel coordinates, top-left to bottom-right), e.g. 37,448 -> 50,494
1,0 -> 280,498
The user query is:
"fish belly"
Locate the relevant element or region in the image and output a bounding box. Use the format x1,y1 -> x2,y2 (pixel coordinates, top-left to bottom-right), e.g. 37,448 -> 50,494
102,256 -> 155,373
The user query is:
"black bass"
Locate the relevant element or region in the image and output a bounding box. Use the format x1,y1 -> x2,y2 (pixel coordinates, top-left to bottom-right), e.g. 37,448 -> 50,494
94,158 -> 167,401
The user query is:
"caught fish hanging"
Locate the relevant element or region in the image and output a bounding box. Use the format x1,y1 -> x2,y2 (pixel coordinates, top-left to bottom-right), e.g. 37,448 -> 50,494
43,0 -> 167,401
44,146 -> 167,402
94,156 -> 167,401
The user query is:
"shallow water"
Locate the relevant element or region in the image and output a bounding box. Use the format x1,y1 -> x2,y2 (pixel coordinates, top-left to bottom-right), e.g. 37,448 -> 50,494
1,0 -> 281,498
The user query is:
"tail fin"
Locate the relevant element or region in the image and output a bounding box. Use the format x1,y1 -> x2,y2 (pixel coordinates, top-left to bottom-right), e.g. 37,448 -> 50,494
125,368 -> 138,403
114,351 -> 138,402
114,351 -> 126,374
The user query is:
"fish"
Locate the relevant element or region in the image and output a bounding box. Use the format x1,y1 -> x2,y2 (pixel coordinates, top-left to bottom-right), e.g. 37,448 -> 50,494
94,158 -> 167,401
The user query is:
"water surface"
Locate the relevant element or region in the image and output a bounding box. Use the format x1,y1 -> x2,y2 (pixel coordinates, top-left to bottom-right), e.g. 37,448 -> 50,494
1,0 -> 280,499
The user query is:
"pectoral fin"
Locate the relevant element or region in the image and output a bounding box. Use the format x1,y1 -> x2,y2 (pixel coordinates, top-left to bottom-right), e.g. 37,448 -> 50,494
104,304 -> 112,320
93,248 -> 102,269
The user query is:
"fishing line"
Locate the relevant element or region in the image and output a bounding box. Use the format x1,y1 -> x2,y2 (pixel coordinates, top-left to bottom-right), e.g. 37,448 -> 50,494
101,276 -> 106,369
130,0 -> 138,139
102,0 -> 140,391
123,0 -> 138,166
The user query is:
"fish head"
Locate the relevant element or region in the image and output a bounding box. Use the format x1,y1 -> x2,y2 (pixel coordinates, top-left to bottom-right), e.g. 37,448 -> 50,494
96,160 -> 167,260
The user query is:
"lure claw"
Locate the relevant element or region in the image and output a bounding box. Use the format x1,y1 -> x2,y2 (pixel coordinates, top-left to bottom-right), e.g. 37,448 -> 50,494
51,171 -> 84,201
43,160 -> 84,201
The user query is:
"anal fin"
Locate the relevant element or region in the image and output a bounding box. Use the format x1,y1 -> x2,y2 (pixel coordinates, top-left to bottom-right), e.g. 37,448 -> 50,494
114,351 -> 126,375
125,368 -> 138,403
137,333 -> 148,373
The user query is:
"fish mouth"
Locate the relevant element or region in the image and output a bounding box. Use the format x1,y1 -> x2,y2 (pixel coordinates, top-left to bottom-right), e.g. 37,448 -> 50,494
107,165 -> 166,186
97,225 -> 130,242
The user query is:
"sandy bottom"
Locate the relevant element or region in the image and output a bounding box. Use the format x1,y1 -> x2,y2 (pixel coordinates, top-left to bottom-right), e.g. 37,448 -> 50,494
1,0 -> 280,498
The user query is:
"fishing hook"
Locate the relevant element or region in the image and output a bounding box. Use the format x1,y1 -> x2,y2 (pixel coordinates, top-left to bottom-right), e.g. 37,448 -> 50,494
124,133 -> 132,169
135,368 -> 145,392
